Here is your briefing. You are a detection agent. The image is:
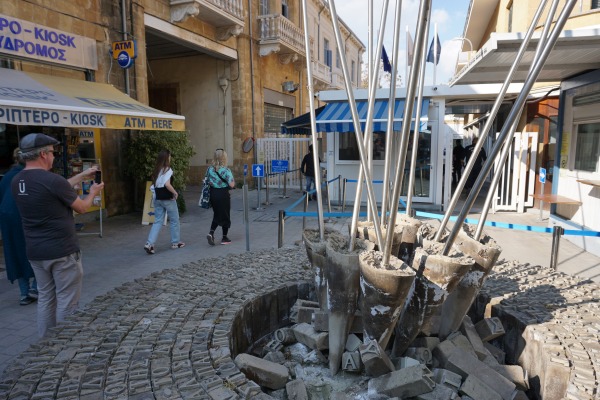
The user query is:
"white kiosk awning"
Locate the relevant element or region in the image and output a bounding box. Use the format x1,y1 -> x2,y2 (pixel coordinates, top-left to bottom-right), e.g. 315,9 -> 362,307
0,68 -> 185,131
450,27 -> 600,86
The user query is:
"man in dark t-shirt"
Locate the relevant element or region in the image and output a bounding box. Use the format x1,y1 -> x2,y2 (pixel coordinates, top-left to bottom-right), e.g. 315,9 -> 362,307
12,133 -> 104,337
301,144 -> 322,200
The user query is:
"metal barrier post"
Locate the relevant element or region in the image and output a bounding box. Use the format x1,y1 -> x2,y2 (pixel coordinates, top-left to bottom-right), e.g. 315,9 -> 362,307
342,178 -> 347,213
264,173 -> 271,205
302,194 -> 309,230
550,225 -> 564,271
337,175 -> 342,210
244,184 -> 250,251
280,171 -> 289,198
326,181 -> 332,214
278,210 -> 285,248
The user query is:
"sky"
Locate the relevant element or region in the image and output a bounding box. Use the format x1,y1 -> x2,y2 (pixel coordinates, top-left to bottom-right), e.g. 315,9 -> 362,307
336,0 -> 472,86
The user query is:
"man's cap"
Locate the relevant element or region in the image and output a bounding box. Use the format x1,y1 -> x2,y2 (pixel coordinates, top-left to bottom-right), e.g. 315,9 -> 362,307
20,133 -> 60,152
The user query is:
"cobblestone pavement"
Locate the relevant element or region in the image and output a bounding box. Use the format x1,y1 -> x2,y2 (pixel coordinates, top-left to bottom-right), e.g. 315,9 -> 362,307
0,185 -> 599,398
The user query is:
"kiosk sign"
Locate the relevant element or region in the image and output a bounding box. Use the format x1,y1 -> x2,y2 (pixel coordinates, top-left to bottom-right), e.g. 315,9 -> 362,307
271,159 -> 289,173
539,168 -> 546,184
0,13 -> 98,69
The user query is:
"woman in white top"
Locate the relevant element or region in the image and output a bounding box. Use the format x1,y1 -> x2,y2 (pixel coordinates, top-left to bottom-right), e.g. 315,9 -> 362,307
144,150 -> 185,254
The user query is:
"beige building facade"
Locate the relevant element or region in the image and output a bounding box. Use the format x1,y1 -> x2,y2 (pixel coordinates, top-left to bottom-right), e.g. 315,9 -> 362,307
0,0 -> 364,215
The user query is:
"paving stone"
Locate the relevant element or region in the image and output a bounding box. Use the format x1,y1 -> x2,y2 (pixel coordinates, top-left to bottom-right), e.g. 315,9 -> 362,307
291,323 -> 328,350
234,353 -> 289,390
459,374 -> 502,400
286,379 -> 308,400
475,318 -> 506,342
359,340 -> 395,377
368,364 -> 435,398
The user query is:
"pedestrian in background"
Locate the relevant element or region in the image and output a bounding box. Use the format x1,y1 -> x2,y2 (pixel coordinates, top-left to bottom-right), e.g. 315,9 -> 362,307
301,144 -> 321,200
206,148 -> 235,246
144,149 -> 185,254
464,137 -> 487,191
0,148 -> 37,306
12,133 -> 103,337
452,142 -> 466,186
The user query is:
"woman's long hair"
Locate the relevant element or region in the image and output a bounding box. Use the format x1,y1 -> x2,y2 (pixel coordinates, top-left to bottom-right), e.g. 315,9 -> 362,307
212,149 -> 228,168
151,149 -> 171,184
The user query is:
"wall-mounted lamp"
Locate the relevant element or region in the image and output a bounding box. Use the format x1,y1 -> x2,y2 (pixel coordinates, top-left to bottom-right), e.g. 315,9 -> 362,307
282,81 -> 299,93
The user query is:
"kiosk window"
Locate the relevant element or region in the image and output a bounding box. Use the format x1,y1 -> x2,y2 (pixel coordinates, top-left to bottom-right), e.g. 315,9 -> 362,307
574,122 -> 600,172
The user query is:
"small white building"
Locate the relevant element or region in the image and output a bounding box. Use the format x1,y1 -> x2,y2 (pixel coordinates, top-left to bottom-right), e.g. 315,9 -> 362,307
315,83 -> 524,211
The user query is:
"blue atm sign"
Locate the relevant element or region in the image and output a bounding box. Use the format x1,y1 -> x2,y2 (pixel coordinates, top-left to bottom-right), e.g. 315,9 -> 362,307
111,40 -> 137,69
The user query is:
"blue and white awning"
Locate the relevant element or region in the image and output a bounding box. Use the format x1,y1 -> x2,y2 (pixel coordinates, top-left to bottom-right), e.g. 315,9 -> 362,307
315,98 -> 429,133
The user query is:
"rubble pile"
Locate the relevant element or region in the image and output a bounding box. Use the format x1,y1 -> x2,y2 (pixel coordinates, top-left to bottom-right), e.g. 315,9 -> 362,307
234,299 -> 529,399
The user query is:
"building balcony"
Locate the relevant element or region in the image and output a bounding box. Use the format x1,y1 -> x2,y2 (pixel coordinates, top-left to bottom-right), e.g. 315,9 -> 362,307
170,0 -> 244,41
331,71 -> 346,89
258,14 -> 308,63
312,60 -> 331,90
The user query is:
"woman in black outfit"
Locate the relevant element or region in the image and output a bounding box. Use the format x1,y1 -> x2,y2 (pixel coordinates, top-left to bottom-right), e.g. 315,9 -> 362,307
206,149 -> 235,245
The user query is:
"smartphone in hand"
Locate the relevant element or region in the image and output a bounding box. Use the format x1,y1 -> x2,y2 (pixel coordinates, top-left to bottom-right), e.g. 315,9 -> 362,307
94,170 -> 102,184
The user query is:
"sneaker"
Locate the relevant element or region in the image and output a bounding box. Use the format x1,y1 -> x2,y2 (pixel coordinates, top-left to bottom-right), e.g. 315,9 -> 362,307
144,243 -> 155,254
20,296 -> 37,306
221,236 -> 232,245
207,233 -> 215,246
28,289 -> 38,299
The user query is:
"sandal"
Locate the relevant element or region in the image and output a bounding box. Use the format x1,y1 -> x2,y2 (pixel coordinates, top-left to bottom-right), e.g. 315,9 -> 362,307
144,243 -> 155,254
171,242 -> 185,249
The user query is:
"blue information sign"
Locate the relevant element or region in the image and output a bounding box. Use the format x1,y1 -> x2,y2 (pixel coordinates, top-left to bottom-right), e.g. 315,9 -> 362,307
271,159 -> 289,173
252,164 -> 264,178
539,168 -> 546,184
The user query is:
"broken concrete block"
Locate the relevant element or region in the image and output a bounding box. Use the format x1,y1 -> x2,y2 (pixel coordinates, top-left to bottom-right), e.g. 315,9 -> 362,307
306,379 -> 331,399
415,384 -> 459,399
460,315 -> 492,360
263,350 -> 286,364
445,349 -> 516,400
411,336 -> 440,352
394,356 -> 421,370
475,317 -> 505,342
432,368 -> 462,391
359,339 -> 395,377
432,340 -> 457,368
368,364 -> 435,398
286,379 -> 308,400
342,351 -> 361,372
345,333 -> 361,352
491,364 -> 529,391
459,375 -> 502,400
292,323 -> 328,350
404,347 -> 432,366
447,333 -> 478,359
274,327 -> 296,344
512,389 -> 529,400
297,307 -> 317,324
483,342 -> 506,364
481,354 -> 501,368
234,353 -> 289,390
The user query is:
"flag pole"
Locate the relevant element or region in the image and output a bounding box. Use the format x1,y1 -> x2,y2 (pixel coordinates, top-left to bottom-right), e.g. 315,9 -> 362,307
433,23 -> 438,86
405,25 -> 409,88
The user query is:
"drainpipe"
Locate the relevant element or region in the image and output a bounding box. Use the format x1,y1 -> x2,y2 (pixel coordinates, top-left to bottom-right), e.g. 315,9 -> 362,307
121,0 -> 130,95
248,0 -> 257,165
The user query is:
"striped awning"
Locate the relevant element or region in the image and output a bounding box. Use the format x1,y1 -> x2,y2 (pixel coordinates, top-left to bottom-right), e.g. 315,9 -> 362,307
280,105 -> 326,134
315,98 -> 429,133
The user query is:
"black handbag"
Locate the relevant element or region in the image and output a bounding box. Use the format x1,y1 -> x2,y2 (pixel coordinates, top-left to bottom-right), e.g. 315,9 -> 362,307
154,176 -> 174,200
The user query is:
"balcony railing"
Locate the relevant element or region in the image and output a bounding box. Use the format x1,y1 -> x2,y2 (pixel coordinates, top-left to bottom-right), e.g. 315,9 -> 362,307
331,71 -> 345,89
258,14 -> 306,58
170,0 -> 244,40
312,60 -> 331,85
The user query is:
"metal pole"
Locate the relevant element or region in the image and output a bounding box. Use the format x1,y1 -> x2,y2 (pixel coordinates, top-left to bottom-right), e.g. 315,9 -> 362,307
342,178 -> 347,213
406,7 -> 430,215
381,0 -> 404,226
278,210 -> 285,249
383,0 -> 431,266
301,0 -> 325,240
434,0 -> 550,242
550,226 -> 563,270
302,194 -> 309,231
281,171 -> 289,198
328,0 -> 384,251
442,0 -> 577,255
264,173 -> 270,205
351,0 -> 391,233
475,0 -> 559,239
326,181 -> 332,214
244,184 -> 250,251
337,175 -> 342,210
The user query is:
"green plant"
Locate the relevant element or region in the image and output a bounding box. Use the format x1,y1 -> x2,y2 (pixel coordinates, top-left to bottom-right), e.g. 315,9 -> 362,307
125,130 -> 195,213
